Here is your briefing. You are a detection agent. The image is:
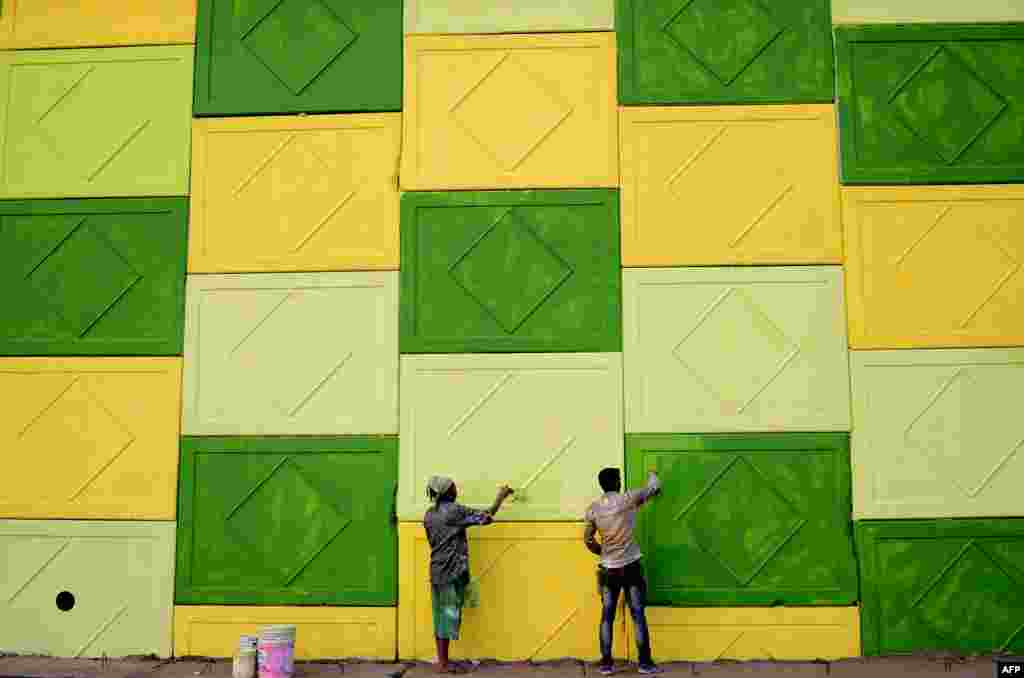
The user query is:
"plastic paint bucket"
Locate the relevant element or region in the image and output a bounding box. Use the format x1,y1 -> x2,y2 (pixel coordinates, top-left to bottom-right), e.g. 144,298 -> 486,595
239,635 -> 258,655
258,626 -> 296,678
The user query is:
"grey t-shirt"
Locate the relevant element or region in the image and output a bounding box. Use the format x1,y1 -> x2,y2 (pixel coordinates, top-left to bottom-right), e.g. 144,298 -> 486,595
423,501 -> 493,586
584,472 -> 661,569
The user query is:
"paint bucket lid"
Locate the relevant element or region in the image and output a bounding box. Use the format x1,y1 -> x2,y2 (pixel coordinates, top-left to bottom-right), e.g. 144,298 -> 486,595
239,635 -> 258,652
259,625 -> 296,641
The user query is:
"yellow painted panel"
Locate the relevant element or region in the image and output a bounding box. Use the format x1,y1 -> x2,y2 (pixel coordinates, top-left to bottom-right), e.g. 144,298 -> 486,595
0,0 -> 196,49
626,607 -> 861,662
0,358 -> 181,520
400,33 -> 618,190
620,105 -> 841,266
173,606 -> 396,660
843,185 -> 1024,349
189,115 -> 401,273
398,523 -> 626,661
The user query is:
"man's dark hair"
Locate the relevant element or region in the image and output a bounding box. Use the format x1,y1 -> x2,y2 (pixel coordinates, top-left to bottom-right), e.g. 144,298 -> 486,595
598,468 -> 621,492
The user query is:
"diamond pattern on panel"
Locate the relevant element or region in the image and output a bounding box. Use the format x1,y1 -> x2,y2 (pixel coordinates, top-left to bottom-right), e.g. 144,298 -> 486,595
450,53 -> 574,172
891,204 -> 1021,332
226,290 -> 355,419
26,218 -> 142,338
680,456 -> 806,584
843,187 -> 1024,349
836,24 -> 1024,184
240,0 -> 357,95
177,437 -> 396,605
228,133 -> 357,255
673,288 -> 800,414
225,456 -> 349,586
400,33 -> 616,190
889,46 -> 1008,165
449,210 -> 574,334
18,377 -> 136,504
857,520 -> 1024,655
627,433 -> 856,606
663,0 -> 784,85
398,354 -> 622,521
914,541 -> 1024,649
0,521 -> 175,657
624,267 -> 850,432
183,272 -> 397,435
665,125 -> 795,250
905,368 -> 1024,499
30,64 -> 153,184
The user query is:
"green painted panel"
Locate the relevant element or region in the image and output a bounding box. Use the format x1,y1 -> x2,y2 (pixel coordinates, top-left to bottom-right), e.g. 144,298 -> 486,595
0,520 -> 175,657
400,190 -> 621,354
176,436 -> 398,606
836,24 -> 1024,185
616,0 -> 834,106
626,433 -> 857,606
0,46 -> 192,199
0,198 -> 187,356
194,0 -> 402,116
856,519 -> 1024,655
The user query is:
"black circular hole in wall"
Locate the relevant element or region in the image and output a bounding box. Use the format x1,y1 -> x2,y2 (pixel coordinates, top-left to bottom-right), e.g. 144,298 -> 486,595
56,591 -> 75,611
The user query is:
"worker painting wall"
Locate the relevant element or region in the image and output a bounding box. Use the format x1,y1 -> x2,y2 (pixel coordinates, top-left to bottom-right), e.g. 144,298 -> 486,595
0,0 -> 1022,662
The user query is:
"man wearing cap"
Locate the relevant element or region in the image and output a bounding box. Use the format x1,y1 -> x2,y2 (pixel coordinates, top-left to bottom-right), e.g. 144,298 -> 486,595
424,476 -> 514,673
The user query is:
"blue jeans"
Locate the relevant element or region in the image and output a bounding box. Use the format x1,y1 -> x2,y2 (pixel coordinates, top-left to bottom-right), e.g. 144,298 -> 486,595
598,560 -> 653,666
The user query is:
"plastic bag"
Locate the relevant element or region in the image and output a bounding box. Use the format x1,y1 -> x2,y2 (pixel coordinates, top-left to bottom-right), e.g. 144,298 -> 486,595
464,578 -> 481,608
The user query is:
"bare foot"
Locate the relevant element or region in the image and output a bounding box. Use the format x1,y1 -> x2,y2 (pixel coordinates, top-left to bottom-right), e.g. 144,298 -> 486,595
435,663 -> 470,674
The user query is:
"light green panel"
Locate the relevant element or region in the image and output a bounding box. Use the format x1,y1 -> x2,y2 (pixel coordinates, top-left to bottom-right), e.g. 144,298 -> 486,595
833,0 -> 1024,23
182,272 -> 399,436
623,267 -> 851,433
398,353 -> 623,521
0,520 -> 174,657
404,0 -> 614,33
851,348 -> 1024,519
0,46 -> 192,199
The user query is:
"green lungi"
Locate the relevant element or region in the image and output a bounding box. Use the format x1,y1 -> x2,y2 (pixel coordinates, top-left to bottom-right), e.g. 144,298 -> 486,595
431,572 -> 469,640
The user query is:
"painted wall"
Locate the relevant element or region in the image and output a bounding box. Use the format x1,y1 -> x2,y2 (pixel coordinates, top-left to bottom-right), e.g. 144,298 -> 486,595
1,0 -> 1022,662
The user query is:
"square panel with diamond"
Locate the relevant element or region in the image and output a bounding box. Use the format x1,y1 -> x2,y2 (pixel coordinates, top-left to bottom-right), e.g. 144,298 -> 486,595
623,266 -> 851,433
836,24 -> 1024,184
0,198 -> 188,356
400,33 -> 618,191
626,433 -> 857,606
618,0 -> 833,105
856,518 -> 1024,655
0,520 -> 175,657
176,436 -> 397,605
194,0 -> 401,116
850,348 -> 1024,519
400,189 -> 621,354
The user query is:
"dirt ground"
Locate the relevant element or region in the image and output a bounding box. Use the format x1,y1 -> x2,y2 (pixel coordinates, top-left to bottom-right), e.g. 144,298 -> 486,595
0,655 -> 1013,678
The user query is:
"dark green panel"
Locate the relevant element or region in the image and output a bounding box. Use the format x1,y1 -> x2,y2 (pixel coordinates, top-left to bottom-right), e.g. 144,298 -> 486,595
400,190 -> 622,354
176,436 -> 398,606
856,519 -> 1024,656
625,433 -> 856,606
0,198 -> 187,356
194,0 -> 402,116
616,0 -> 834,106
837,24 -> 1024,185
